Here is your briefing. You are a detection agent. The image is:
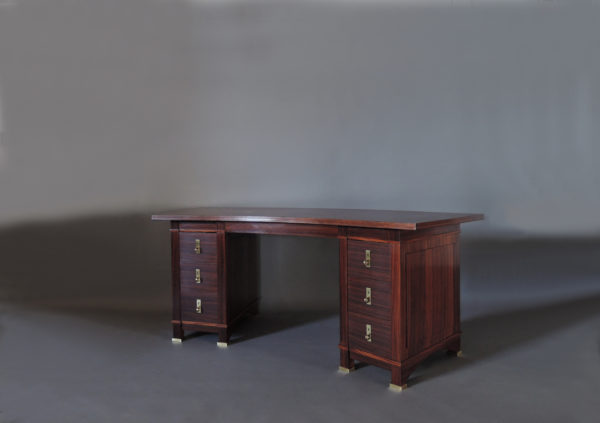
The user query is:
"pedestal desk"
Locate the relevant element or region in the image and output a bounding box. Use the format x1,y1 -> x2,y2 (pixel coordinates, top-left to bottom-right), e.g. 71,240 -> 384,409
152,207 -> 483,390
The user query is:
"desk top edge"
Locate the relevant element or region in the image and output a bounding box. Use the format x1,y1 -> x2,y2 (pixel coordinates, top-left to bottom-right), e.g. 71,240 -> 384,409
151,207 -> 484,230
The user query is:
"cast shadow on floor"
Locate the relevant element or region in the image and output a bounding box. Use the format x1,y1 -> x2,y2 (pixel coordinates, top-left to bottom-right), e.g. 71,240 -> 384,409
225,309 -> 337,344
5,293 -> 599,385
23,292 -> 600,358
408,293 -> 600,386
5,301 -> 336,344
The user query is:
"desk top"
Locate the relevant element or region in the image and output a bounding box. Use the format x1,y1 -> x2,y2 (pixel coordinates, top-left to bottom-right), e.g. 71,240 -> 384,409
152,207 -> 483,230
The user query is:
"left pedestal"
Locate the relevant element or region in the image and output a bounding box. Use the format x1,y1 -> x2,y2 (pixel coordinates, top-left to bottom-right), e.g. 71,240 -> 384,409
170,222 -> 259,346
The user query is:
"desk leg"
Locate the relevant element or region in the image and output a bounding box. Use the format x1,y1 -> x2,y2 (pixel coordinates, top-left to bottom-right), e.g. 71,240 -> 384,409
339,349 -> 355,373
446,337 -> 462,357
172,323 -> 184,341
390,366 -> 409,392
338,231 -> 354,372
218,327 -> 230,347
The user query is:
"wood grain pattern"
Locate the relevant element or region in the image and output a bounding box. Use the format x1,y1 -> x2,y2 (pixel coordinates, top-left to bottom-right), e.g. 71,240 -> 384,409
217,224 -> 227,326
179,222 -> 217,232
152,207 -> 483,230
225,222 -> 338,238
338,229 -> 349,348
179,290 -> 219,324
348,312 -> 392,359
453,238 -> 461,335
405,241 -> 457,358
156,207 -> 482,389
179,264 -> 218,290
390,241 -> 403,362
347,239 -> 392,282
349,348 -> 400,370
346,227 -> 399,242
170,223 -> 182,339
347,277 -> 391,320
179,232 -> 218,266
399,224 -> 459,241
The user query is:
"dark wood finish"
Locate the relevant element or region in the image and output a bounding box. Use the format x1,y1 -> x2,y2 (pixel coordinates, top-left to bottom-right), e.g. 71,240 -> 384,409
225,222 -> 338,238
347,239 -> 392,282
390,242 -> 403,363
226,234 -> 260,323
404,233 -> 458,358
179,232 -> 218,266
348,312 -> 392,359
347,277 -> 391,320
453,236 -> 461,335
179,222 -> 218,232
153,207 -> 483,230
180,290 -> 220,324
216,223 -> 227,335
399,224 -> 459,241
338,228 -> 354,371
349,348 -> 400,369
170,223 -> 182,339
346,227 -> 399,242
180,264 -> 218,290
153,207 -> 483,388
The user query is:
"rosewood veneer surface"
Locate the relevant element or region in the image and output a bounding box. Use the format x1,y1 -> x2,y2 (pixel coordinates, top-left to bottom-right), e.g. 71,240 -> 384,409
152,207 -> 483,389
152,207 -> 483,230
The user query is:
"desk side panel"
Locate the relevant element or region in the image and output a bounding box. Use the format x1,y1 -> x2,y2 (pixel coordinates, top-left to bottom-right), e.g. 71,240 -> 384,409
403,230 -> 460,358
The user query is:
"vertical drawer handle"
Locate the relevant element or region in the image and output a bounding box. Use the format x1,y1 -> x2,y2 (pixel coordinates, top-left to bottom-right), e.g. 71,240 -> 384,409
195,268 -> 202,284
195,299 -> 203,314
363,287 -> 372,305
365,324 -> 372,342
194,239 -> 202,254
363,250 -> 371,268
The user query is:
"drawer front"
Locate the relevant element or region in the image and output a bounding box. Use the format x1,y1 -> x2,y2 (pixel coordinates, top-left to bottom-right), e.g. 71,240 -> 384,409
179,222 -> 217,232
180,290 -> 219,324
179,232 -> 218,266
348,313 -> 391,359
347,239 -> 392,282
180,264 -> 218,290
347,278 -> 391,321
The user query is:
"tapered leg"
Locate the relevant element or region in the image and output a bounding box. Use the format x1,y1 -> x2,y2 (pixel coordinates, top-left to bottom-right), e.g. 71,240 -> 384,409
338,350 -> 355,373
217,328 -> 230,348
172,324 -> 184,343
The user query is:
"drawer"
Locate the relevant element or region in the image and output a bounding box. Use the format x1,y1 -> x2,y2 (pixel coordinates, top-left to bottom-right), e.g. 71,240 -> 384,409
347,277 -> 391,321
180,290 -> 219,324
179,232 -> 218,266
179,222 -> 217,232
180,264 -> 218,290
347,239 -> 392,282
348,313 -> 391,359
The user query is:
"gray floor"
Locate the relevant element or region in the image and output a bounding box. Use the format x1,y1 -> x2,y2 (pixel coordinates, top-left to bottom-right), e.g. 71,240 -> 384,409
1,296 -> 599,423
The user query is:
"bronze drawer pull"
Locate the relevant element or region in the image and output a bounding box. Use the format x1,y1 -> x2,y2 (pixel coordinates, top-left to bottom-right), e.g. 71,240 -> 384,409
363,250 -> 371,268
195,299 -> 203,314
195,268 -> 202,283
365,324 -> 372,342
194,239 -> 202,254
363,287 -> 372,305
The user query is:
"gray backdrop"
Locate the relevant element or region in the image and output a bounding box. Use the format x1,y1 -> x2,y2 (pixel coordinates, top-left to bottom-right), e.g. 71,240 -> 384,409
0,0 -> 599,311
1,1 -> 600,422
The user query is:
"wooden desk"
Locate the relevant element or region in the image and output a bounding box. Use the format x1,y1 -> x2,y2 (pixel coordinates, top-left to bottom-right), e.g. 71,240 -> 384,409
152,207 -> 483,390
